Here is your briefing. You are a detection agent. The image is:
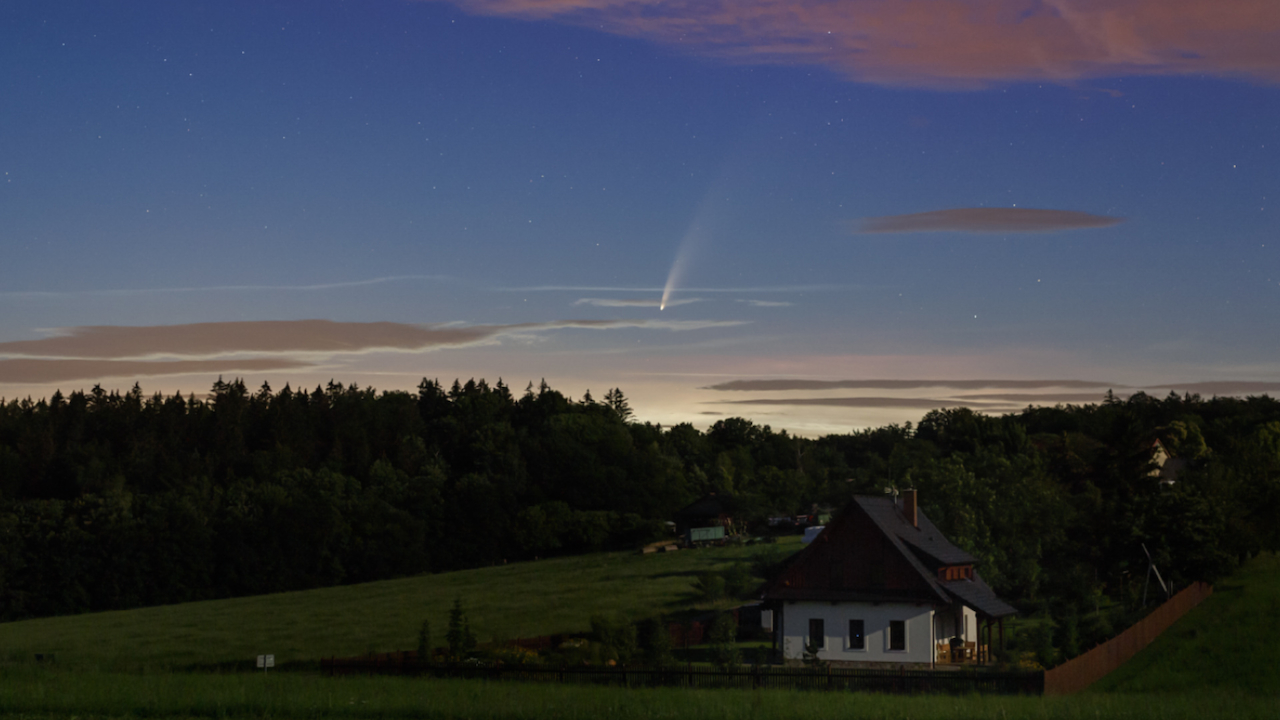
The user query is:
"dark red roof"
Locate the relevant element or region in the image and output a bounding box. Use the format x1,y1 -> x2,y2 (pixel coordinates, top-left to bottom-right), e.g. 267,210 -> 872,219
761,496 -> 1016,618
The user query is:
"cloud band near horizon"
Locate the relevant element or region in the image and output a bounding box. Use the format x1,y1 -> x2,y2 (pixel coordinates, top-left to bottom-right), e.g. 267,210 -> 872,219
0,318 -> 749,383
706,378 -> 1120,391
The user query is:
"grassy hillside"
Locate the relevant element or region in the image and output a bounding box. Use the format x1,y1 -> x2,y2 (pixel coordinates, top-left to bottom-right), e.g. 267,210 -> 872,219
0,538 -> 798,672
0,668 -> 1277,720
1093,551 -> 1279,696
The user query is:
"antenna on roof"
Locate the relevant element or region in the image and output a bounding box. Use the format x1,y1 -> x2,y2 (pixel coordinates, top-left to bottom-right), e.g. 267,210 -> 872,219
1141,543 -> 1170,606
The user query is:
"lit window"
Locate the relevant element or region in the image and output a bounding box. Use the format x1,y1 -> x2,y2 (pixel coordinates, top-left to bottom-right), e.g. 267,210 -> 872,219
849,619 -> 864,650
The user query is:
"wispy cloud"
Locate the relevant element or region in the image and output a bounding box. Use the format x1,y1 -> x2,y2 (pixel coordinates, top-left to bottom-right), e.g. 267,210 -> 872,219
715,397 -> 998,409
0,275 -> 454,299
441,0 -> 1280,88
1143,381 -> 1280,395
705,379 -> 1119,392
857,208 -> 1124,234
519,319 -> 749,332
507,284 -> 846,293
737,299 -> 793,308
574,297 -> 702,308
955,392 -> 1122,403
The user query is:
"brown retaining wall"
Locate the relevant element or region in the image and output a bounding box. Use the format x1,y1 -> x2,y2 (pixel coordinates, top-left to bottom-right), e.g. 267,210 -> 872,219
1043,581 -> 1212,695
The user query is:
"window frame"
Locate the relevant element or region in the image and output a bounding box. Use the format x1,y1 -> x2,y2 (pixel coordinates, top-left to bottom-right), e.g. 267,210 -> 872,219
808,618 -> 826,650
847,618 -> 865,650
887,619 -> 907,652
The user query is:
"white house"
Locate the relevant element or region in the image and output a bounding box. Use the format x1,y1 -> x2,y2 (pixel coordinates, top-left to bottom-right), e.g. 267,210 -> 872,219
761,491 -> 1016,668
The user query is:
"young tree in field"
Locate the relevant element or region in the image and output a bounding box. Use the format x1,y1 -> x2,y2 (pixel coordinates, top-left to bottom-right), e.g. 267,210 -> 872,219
417,619 -> 431,662
446,598 -> 476,659
639,617 -> 673,668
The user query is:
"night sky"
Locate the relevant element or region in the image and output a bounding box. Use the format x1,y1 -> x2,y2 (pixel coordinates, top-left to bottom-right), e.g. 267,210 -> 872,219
4,0 -> 1279,434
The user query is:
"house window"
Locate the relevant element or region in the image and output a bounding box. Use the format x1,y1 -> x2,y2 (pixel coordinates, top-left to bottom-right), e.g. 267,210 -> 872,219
889,620 -> 906,651
808,618 -> 825,650
848,619 -> 865,650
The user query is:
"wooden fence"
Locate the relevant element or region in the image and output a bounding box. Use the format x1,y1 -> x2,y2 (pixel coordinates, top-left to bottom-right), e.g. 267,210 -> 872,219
1043,581 -> 1213,695
320,656 -> 1043,695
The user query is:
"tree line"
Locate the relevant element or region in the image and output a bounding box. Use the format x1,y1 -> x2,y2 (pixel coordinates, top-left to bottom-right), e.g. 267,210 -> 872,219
0,377 -> 1277,644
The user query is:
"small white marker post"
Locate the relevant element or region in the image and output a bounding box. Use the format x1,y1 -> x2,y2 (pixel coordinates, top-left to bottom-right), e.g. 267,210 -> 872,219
257,654 -> 275,673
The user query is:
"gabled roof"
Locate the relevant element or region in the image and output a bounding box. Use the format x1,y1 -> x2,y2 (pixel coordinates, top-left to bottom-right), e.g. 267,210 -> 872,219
674,493 -> 737,519
857,496 -> 976,566
761,495 -> 1016,618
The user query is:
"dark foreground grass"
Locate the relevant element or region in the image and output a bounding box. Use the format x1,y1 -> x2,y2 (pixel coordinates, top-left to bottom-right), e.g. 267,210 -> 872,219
0,668 -> 1274,720
1092,552 -> 1280,695
0,539 -> 796,672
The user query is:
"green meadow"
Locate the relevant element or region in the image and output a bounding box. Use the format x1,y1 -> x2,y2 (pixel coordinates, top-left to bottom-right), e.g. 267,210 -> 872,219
0,539 -> 796,672
1093,551 -> 1280,696
0,548 -> 1274,719
0,669 -> 1275,720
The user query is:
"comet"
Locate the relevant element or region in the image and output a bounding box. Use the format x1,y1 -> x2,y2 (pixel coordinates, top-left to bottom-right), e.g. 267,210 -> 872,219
660,225 -> 699,311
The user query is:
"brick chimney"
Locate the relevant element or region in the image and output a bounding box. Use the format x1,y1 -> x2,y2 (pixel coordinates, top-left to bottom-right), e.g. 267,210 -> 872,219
902,489 -> 918,528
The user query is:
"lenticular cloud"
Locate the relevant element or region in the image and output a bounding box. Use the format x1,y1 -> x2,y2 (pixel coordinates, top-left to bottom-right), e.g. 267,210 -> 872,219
857,208 -> 1123,234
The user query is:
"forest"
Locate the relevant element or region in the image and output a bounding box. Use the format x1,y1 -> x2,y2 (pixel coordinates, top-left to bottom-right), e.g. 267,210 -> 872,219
1,376 -> 1277,660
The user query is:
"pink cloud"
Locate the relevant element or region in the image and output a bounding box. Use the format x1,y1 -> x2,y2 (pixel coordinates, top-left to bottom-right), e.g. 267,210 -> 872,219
857,208 -> 1123,234
0,359 -> 310,385
706,378 -> 1118,391
0,319 -> 749,385
716,396 -> 998,409
441,0 -> 1280,87
0,320 -> 500,360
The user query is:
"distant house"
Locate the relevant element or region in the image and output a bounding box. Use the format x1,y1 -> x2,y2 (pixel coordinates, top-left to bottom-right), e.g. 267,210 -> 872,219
760,491 -> 1016,668
1148,439 -> 1187,486
673,493 -> 738,543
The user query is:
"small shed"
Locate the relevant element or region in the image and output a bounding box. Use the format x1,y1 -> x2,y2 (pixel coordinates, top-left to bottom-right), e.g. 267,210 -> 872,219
674,493 -> 739,542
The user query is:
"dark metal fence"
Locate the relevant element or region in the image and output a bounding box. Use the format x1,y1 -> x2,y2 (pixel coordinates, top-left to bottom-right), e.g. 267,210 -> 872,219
320,656 -> 1043,695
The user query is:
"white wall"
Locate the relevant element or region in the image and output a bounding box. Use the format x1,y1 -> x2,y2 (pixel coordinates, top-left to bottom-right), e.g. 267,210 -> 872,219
934,604 -> 978,642
779,601 -> 934,665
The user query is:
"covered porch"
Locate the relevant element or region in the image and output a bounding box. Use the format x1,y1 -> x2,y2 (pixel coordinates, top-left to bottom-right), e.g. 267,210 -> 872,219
934,613 -> 1005,666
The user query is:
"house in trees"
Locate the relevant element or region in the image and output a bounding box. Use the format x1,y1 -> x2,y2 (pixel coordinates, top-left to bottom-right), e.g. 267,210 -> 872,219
1147,439 -> 1187,486
760,491 -> 1016,668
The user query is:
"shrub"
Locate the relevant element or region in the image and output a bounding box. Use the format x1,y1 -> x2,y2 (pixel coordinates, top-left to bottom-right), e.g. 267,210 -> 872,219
638,617 -> 673,668
693,572 -> 725,602
708,612 -> 741,670
590,614 -> 637,663
722,562 -> 755,597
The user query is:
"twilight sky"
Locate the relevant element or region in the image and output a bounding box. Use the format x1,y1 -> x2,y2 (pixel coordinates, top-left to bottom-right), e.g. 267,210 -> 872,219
3,0 -> 1279,435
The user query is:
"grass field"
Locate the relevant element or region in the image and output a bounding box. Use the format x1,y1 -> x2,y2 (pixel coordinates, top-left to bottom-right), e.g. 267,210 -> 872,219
0,667 -> 1276,720
0,539 -> 798,672
1092,551 -> 1279,696
0,547 -> 1274,719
